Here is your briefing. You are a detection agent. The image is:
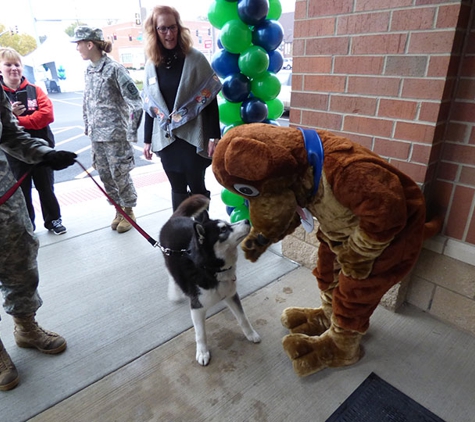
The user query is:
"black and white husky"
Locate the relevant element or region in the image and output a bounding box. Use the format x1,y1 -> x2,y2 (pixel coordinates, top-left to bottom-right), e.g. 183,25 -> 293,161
159,194 -> 261,366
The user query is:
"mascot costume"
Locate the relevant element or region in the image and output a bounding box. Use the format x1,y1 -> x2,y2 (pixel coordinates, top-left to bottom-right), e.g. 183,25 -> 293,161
212,123 -> 439,377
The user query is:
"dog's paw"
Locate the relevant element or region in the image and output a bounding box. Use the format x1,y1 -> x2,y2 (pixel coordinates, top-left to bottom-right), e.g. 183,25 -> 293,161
196,348 -> 211,366
245,330 -> 261,343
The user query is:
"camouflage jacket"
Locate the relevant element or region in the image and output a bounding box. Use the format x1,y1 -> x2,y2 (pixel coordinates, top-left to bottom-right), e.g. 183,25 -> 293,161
0,87 -> 50,196
83,54 -> 143,143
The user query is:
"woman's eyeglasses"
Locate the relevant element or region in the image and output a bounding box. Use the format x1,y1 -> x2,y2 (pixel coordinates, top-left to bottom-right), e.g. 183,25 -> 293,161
156,24 -> 178,34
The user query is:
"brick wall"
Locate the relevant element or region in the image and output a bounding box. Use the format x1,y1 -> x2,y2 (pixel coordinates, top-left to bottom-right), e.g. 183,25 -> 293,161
292,0 -> 468,180
432,9 -> 475,244
284,0 -> 475,334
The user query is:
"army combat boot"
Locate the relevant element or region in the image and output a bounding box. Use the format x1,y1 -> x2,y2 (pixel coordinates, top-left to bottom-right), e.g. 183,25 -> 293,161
111,208 -> 123,230
13,314 -> 67,354
0,338 -> 19,391
117,207 -> 136,233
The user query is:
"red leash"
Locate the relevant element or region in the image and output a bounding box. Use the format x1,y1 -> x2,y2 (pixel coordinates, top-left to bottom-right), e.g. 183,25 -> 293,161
74,160 -> 159,248
1,160 -> 159,248
0,167 -> 33,206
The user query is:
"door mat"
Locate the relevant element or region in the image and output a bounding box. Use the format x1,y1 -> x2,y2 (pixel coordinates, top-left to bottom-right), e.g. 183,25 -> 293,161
326,372 -> 445,422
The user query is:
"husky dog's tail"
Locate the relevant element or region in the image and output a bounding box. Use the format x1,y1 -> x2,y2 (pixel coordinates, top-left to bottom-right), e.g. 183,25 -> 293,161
172,194 -> 210,218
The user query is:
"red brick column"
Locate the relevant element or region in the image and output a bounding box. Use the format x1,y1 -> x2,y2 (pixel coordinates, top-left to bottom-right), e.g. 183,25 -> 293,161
292,0 -> 465,180
291,0 -> 475,244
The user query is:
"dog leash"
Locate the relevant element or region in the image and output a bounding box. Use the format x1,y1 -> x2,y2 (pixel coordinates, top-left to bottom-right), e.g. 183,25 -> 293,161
2,160 -> 182,253
0,167 -> 34,206
75,160 -> 159,248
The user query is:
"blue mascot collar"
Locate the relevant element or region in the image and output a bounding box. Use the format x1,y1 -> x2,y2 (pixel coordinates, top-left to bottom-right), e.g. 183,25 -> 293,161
298,127 -> 324,196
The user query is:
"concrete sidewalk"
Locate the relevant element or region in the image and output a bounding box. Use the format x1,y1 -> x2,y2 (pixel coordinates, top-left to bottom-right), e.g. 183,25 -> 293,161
1,162 -> 474,422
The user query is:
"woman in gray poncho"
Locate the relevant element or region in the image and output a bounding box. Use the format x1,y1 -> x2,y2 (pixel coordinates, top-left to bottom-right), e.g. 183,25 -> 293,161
142,5 -> 222,211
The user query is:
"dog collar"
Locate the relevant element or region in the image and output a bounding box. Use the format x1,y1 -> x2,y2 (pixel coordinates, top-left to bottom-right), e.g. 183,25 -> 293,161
158,243 -> 190,256
298,127 -> 324,196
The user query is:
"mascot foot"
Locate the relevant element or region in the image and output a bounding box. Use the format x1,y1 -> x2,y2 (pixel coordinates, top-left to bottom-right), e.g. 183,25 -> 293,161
281,307 -> 331,336
282,322 -> 364,377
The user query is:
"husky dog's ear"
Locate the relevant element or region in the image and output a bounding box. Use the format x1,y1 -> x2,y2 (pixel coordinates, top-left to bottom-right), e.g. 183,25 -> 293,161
195,210 -> 209,223
194,223 -> 206,244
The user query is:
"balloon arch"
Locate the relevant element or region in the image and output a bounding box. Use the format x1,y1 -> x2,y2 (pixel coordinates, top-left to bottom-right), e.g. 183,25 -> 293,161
208,0 -> 285,222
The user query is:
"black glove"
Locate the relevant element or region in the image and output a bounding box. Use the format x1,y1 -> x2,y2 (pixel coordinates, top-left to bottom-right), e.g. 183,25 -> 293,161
42,150 -> 77,170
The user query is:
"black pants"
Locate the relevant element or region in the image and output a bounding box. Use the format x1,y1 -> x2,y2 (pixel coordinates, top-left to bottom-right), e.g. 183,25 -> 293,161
7,156 -> 61,228
159,138 -> 211,208
164,169 -> 209,196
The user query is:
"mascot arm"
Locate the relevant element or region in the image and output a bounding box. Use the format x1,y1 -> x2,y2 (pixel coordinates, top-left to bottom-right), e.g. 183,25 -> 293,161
331,161 -> 408,279
337,227 -> 393,279
242,189 -> 301,262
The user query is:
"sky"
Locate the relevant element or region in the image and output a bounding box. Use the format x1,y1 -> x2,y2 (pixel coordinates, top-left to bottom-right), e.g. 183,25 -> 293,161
3,0 -> 296,38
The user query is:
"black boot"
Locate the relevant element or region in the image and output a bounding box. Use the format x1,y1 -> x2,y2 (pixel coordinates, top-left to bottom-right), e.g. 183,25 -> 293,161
171,191 -> 190,212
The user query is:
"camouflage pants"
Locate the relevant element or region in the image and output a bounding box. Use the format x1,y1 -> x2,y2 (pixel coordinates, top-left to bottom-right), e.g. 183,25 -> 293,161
91,141 -> 137,207
0,190 -> 42,319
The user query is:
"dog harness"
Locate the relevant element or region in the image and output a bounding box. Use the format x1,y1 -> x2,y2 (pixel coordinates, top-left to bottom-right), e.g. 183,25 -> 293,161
158,243 -> 233,274
157,243 -> 190,256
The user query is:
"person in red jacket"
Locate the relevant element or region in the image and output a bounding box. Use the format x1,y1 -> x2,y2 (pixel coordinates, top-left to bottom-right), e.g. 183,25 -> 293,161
0,47 -> 66,234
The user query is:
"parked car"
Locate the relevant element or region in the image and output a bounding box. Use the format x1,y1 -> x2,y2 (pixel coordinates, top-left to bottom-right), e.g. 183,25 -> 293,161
283,58 -> 293,70
277,71 -> 292,112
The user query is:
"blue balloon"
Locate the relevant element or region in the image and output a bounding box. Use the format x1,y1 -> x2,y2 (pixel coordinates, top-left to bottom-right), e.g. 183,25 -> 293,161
217,38 -> 224,49
211,49 -> 240,79
267,50 -> 284,73
252,20 -> 284,52
241,97 -> 268,123
226,206 -> 235,216
263,119 -> 280,126
237,0 -> 269,26
222,72 -> 251,103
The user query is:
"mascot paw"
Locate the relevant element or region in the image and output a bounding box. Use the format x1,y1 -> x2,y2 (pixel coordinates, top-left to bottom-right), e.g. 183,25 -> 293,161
242,234 -> 270,262
282,328 -> 363,377
281,307 -> 331,336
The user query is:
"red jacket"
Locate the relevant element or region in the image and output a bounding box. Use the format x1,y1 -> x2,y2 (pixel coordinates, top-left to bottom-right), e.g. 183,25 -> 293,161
1,76 -> 55,146
1,76 -> 54,131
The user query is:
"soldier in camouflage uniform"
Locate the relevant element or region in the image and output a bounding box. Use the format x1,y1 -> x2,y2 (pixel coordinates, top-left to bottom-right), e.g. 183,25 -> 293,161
0,86 -> 77,391
72,26 -> 143,233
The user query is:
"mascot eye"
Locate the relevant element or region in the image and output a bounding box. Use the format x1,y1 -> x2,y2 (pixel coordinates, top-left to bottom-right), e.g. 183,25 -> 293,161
234,184 -> 260,197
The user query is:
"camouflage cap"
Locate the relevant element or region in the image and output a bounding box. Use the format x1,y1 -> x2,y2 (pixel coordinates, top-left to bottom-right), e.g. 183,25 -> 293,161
71,26 -> 104,43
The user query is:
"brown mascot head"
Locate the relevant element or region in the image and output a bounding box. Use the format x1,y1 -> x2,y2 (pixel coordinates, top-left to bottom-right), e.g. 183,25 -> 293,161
212,123 -> 314,262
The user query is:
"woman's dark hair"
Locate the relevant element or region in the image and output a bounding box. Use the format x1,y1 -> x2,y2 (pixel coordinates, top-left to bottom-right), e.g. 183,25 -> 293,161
144,5 -> 193,65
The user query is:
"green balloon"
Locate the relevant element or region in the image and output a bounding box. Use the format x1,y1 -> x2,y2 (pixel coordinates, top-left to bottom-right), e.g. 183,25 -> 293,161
238,46 -> 269,79
268,0 -> 283,20
219,100 -> 243,126
266,97 -> 284,120
223,120 -> 245,134
208,0 -> 239,29
251,72 -> 281,101
221,189 -> 245,207
230,204 -> 250,223
220,20 -> 252,54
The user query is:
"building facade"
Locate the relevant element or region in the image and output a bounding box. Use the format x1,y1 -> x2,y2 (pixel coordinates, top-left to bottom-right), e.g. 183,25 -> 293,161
101,20 -> 216,69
